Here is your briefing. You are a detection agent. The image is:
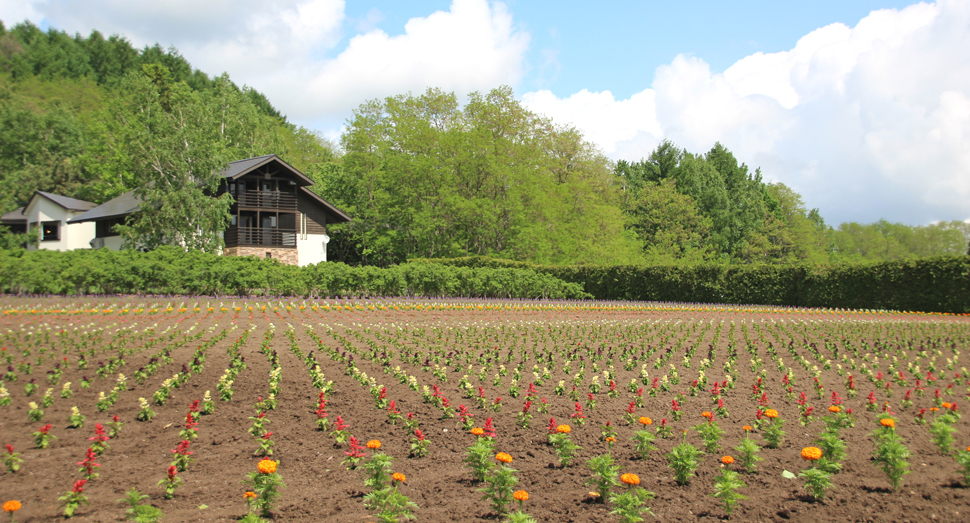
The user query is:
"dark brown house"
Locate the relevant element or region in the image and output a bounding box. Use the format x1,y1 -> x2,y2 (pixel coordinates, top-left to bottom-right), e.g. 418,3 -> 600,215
68,154 -> 350,265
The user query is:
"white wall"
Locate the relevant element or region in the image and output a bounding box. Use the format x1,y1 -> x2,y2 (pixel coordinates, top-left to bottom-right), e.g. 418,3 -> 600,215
25,197 -> 95,252
297,233 -> 329,266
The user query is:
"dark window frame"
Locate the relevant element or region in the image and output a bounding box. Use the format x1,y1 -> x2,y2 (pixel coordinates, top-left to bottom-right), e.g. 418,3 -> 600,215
40,221 -> 60,242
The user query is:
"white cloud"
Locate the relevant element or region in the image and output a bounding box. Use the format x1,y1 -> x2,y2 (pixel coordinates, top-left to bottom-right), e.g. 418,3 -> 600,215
521,0 -> 970,225
3,0 -> 530,128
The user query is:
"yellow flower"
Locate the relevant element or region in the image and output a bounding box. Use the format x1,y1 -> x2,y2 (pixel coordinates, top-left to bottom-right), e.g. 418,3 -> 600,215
764,408 -> 779,418
880,418 -> 895,428
556,424 -> 571,434
638,416 -> 653,426
257,459 -> 278,474
470,427 -> 484,436
801,447 -> 822,461
366,440 -> 382,450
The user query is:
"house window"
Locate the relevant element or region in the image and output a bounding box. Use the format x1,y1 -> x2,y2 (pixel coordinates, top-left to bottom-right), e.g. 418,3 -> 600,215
41,221 -> 60,242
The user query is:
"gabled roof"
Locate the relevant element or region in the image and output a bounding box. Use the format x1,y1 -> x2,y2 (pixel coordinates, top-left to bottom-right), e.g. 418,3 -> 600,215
299,187 -> 352,223
69,154 -> 352,225
27,191 -> 97,212
0,207 -> 25,223
220,154 -> 315,186
66,191 -> 141,224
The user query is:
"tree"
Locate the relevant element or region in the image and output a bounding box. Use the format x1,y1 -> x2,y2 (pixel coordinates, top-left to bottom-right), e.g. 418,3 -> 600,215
334,86 -> 638,266
102,67 -> 281,251
630,179 -> 712,263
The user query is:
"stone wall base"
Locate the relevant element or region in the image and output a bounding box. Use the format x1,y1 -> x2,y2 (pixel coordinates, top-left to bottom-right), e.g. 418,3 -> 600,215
223,246 -> 298,266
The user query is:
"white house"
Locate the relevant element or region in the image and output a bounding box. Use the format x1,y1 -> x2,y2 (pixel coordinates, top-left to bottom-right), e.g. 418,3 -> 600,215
66,154 -> 351,266
0,191 -> 97,251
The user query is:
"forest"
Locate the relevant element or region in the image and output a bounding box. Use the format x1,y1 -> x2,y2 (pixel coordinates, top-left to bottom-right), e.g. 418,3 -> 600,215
1,20 -> 967,267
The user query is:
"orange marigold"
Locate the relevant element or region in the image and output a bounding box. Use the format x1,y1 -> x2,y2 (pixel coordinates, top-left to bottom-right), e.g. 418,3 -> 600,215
513,490 -> 529,502
930,407 -> 939,412
942,402 -> 952,409
605,436 -> 616,443
620,473 -> 640,485
243,491 -> 257,499
496,452 -> 513,464
764,408 -> 779,418
828,405 -> 841,413
556,424 -> 571,434
366,439 -> 382,449
392,472 -> 406,482
701,411 -> 713,419
2,500 -> 21,513
257,459 -> 278,474
721,456 -> 735,465
801,447 -> 823,461
470,427 -> 484,436
880,418 -> 895,428
638,416 -> 653,426
742,425 -> 753,432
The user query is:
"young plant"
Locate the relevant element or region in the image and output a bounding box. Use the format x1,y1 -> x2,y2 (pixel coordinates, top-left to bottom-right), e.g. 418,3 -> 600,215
733,427 -> 763,474
32,424 -> 56,449
26,402 -> 43,422
871,417 -> 910,491
58,479 -> 89,518
330,415 -> 350,446
3,444 -> 22,473
254,431 -> 275,457
362,442 -> 394,490
136,397 -> 156,421
761,409 -> 785,449
341,436 -> 367,470
463,436 -> 497,482
67,407 -> 85,429
549,424 -> 582,467
76,447 -> 100,480
478,453 -> 519,516
108,415 -> 124,439
200,390 -> 215,415
694,412 -> 725,453
711,468 -> 747,517
667,431 -> 704,485
798,446 -> 833,501
170,440 -> 194,472
584,453 -> 620,502
409,429 -> 428,458
955,446 -> 970,487
243,459 -> 286,518
505,490 -> 536,523
118,487 -> 164,523
609,473 -> 655,523
631,428 -> 658,460
363,472 -> 418,523
88,423 -> 110,455
813,428 -> 846,473
929,417 -> 956,454
157,465 -> 182,499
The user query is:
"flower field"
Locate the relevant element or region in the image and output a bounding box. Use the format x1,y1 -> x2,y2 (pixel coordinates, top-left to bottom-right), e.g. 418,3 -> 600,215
1,297 -> 969,522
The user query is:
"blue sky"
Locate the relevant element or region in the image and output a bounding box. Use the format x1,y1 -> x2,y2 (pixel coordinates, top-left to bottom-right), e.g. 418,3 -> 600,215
2,0 -> 968,226
345,1 -> 917,99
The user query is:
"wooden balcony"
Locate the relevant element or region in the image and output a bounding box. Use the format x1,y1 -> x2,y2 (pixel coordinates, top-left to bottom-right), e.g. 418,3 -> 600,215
233,191 -> 297,211
225,227 -> 297,248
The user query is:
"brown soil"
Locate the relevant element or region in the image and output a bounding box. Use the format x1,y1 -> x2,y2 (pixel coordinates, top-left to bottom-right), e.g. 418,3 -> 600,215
1,298 -> 969,523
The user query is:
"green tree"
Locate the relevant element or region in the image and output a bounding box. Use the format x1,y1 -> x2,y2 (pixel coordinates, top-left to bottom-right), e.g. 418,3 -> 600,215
630,179 -> 712,263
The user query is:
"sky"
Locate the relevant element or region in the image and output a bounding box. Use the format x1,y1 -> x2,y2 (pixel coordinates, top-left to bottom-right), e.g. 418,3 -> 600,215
2,0 -> 969,227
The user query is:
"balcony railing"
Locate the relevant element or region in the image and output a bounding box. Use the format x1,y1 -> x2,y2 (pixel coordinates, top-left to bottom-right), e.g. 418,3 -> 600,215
233,191 -> 297,211
225,227 -> 297,248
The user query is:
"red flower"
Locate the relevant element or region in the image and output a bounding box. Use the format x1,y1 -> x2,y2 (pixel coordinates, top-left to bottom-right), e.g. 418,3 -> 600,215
72,479 -> 87,493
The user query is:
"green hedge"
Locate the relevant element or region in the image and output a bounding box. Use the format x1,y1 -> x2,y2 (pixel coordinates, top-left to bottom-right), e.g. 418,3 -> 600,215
0,248 -> 590,300
414,256 -> 970,313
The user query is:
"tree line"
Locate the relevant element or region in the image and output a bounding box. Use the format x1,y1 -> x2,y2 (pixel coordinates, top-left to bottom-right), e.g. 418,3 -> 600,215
0,20 -> 966,266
